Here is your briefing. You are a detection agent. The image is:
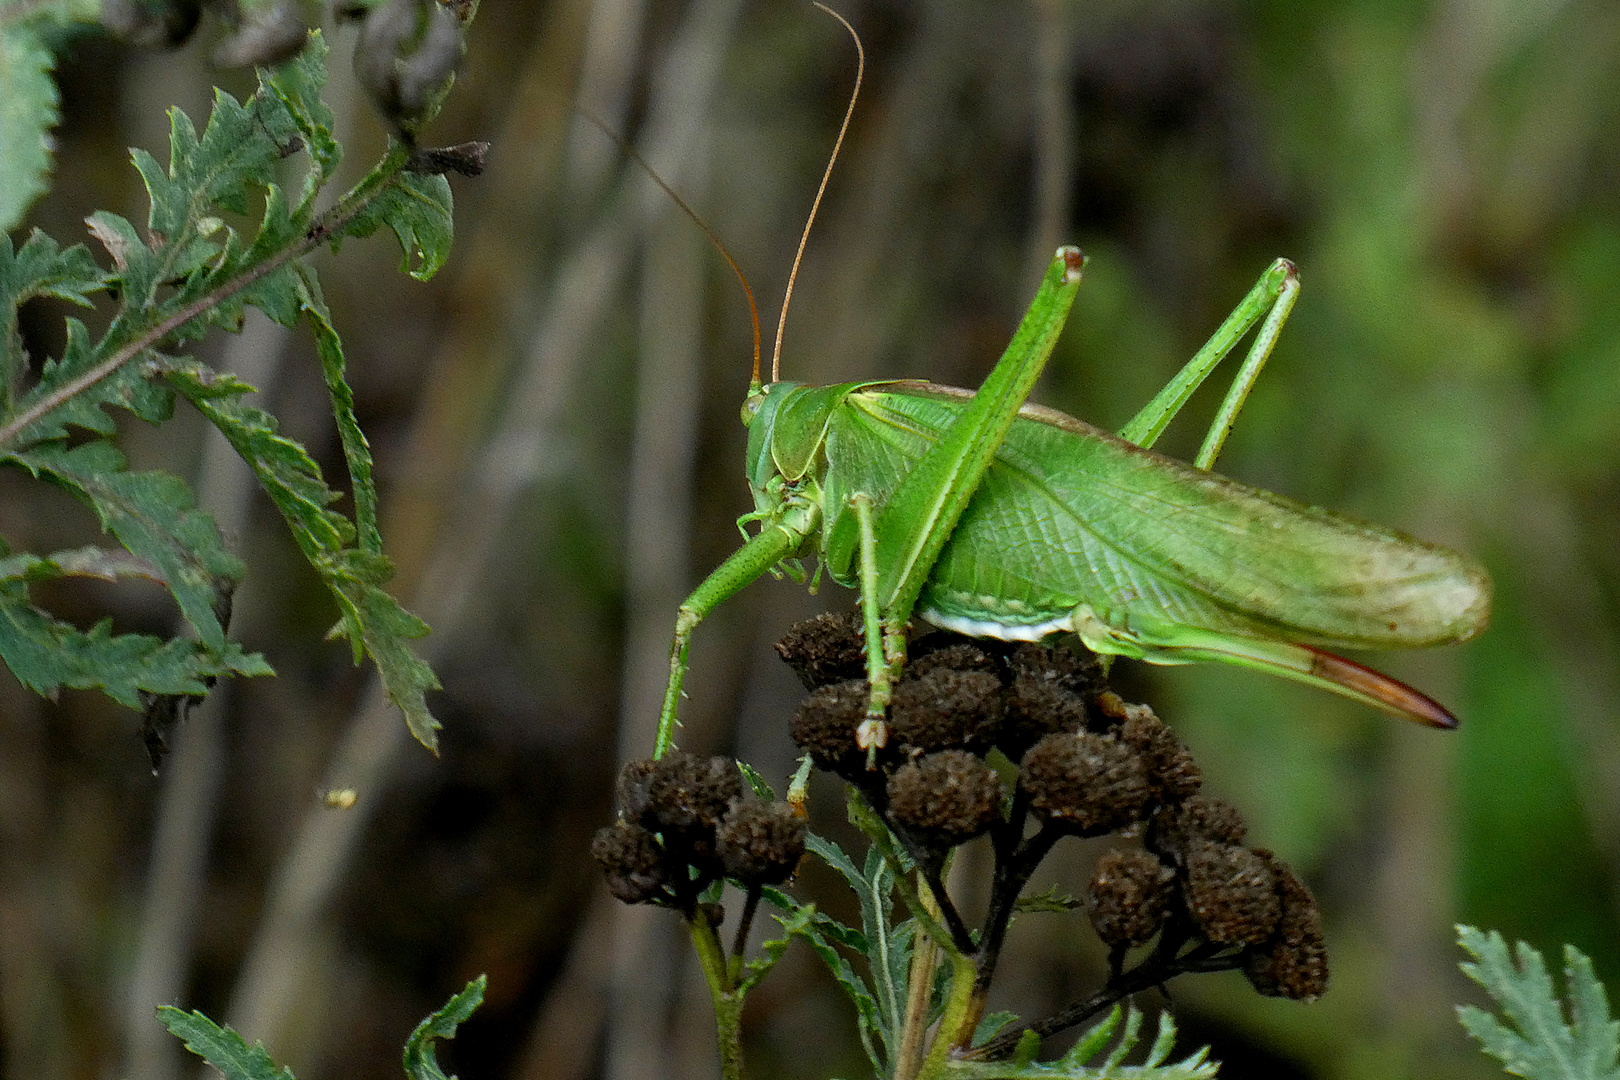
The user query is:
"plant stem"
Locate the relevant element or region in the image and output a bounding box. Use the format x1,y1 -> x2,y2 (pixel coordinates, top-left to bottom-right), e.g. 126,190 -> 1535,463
728,887 -> 761,984
894,874 -> 944,1080
687,913 -> 746,1080
963,934 -> 1245,1060
916,947 -> 978,1080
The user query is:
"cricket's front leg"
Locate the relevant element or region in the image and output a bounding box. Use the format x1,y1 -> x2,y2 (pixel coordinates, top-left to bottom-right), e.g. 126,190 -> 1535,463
654,524 -> 803,758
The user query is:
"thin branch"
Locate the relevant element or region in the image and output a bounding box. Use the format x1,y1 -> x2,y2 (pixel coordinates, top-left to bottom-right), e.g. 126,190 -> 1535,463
965,935 -> 1245,1060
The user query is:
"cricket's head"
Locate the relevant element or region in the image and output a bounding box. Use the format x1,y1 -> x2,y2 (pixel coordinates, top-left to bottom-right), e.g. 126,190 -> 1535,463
743,381 -> 804,491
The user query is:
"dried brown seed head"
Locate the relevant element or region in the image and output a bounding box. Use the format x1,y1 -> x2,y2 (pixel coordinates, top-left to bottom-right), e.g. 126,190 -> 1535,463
907,640 -> 1002,680
1008,642 -> 1104,696
716,801 -> 808,885
791,679 -> 872,778
1151,794 -> 1248,861
889,669 -> 1006,755
887,750 -> 1004,846
646,753 -> 744,836
775,612 -> 869,690
615,758 -> 659,824
1183,841 -> 1281,945
1118,707 -> 1202,800
1001,677 -> 1090,757
591,821 -> 669,905
1244,851 -> 1329,1000
1087,848 -> 1176,946
1020,732 -> 1153,834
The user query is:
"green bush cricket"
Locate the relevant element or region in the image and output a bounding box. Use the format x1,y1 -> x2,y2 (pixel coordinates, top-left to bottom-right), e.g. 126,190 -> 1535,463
649,24 -> 1490,761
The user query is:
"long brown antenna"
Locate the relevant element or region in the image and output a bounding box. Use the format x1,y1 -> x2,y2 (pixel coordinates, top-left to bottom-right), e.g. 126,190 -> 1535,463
574,105 -> 764,386
771,3 -> 863,383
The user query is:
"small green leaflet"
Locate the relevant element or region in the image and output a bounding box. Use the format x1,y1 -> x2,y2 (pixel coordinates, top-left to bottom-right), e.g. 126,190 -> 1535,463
160,1009 -> 296,1080
0,231 -> 106,396
0,576 -> 270,705
8,440 -> 243,650
159,976 -> 485,1080
0,0 -> 107,231
1457,924 -> 1620,1080
164,358 -> 441,749
336,169 -> 454,280
403,975 -> 486,1080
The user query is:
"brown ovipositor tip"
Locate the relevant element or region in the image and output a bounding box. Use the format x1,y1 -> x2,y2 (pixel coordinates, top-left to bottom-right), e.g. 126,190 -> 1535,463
1305,647 -> 1460,729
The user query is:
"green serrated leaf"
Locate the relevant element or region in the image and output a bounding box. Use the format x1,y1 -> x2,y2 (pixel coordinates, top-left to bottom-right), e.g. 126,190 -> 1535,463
164,360 -> 351,551
402,976 -> 485,1080
336,169 -> 453,280
1094,1007 -> 1142,1072
10,316 -> 180,444
299,271 -> 380,553
0,24 -> 58,233
8,440 -> 241,649
0,580 -> 270,707
1457,925 -> 1620,1080
265,30 -> 340,207
324,564 -> 439,746
805,830 -> 911,1063
0,229 -> 105,394
160,1007 -> 297,1080
0,544 -> 163,583
1015,885 -> 1084,913
783,905 -> 888,1077
165,358 -> 441,748
742,901 -> 812,991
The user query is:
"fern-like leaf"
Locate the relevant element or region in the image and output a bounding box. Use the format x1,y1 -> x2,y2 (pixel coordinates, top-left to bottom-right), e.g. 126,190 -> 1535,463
940,1007 -> 1218,1079
7,440 -> 243,649
0,28 -> 450,746
0,584 -> 269,706
1457,925 -> 1620,1080
0,230 -> 106,392
161,976 -> 482,1080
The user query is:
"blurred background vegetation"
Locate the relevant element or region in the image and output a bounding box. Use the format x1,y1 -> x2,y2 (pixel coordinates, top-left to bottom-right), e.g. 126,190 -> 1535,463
4,0 -> 1619,1077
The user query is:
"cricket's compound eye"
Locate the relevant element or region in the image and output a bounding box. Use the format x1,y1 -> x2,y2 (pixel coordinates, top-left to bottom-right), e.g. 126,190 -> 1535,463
741,387 -> 770,427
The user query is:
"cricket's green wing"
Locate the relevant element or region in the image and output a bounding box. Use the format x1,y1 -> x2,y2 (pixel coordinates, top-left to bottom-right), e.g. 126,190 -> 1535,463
820,383 -> 1490,724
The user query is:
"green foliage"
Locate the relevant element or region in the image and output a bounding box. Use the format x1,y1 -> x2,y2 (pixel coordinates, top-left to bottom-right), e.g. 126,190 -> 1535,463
403,975 -> 486,1080
0,25 -> 56,234
159,1009 -> 298,1080
771,833 -> 1217,1080
1457,925 -> 1620,1080
0,31 -> 457,748
791,833 -> 911,1076
0,0 -> 97,232
940,1007 -> 1217,1079
159,976 -> 485,1080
